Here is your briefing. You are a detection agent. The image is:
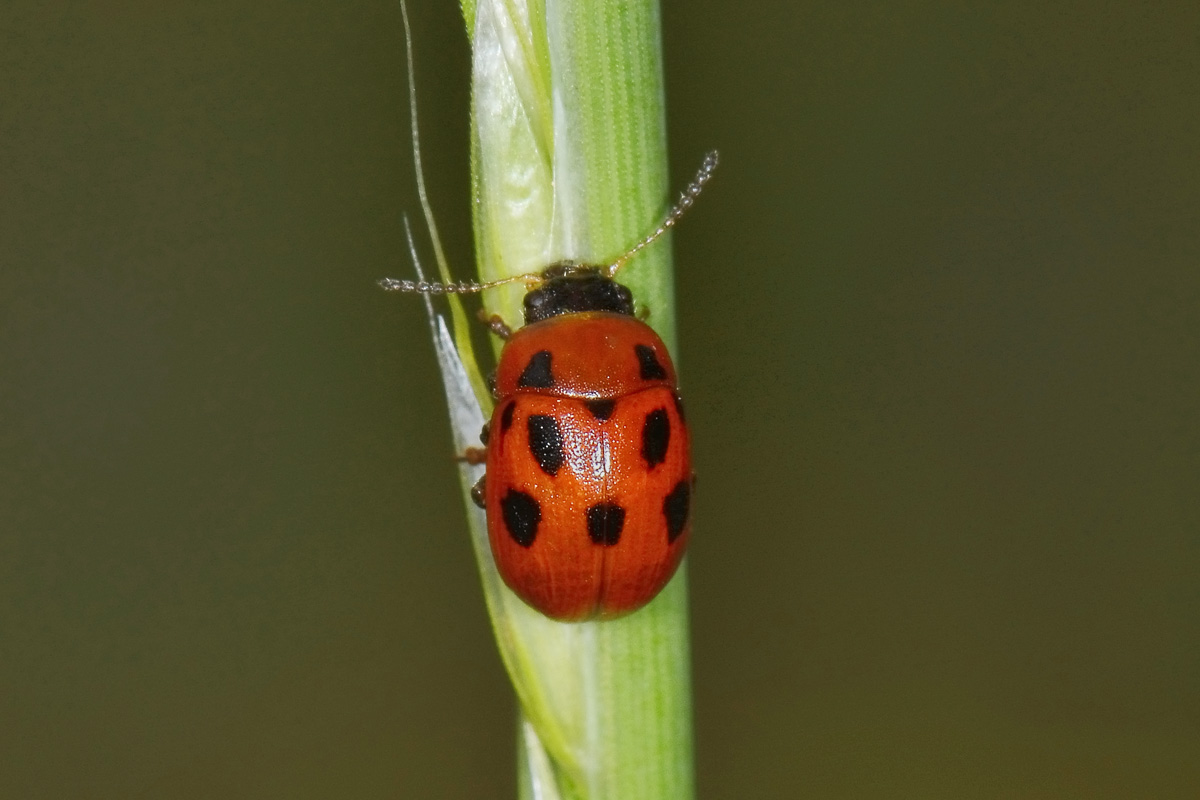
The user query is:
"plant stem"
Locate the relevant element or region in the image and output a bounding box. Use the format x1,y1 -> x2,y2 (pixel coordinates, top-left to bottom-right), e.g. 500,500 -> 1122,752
459,1 -> 694,797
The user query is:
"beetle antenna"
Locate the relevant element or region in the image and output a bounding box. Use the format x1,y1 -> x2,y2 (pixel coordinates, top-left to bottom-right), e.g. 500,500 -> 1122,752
605,150 -> 719,278
377,272 -> 540,295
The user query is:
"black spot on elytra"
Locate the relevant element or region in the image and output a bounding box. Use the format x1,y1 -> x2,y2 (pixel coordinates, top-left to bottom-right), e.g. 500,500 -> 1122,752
517,350 -> 554,388
499,401 -> 516,434
527,415 -> 565,476
585,399 -> 617,421
663,480 -> 691,543
635,344 -> 667,381
672,392 -> 686,423
641,408 -> 670,468
501,489 -> 540,547
587,502 -> 626,546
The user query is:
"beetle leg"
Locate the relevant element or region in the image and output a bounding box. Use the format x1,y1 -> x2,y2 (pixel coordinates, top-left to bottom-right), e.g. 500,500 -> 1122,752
458,446 -> 487,465
469,475 -> 486,509
477,309 -> 513,340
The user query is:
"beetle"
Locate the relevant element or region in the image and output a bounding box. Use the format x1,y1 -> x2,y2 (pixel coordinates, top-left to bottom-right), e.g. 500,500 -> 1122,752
382,152 -> 717,620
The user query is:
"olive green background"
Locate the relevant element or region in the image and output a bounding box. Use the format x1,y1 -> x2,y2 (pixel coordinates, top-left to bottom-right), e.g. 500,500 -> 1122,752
2,2 -> 1197,797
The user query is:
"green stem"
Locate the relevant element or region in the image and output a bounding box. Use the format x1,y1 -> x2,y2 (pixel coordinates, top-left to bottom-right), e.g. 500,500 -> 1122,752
457,1 -> 694,798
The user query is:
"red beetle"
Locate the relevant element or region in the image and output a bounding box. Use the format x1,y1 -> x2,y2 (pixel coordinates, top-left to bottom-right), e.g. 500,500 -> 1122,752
476,264 -> 693,619
383,153 -> 717,620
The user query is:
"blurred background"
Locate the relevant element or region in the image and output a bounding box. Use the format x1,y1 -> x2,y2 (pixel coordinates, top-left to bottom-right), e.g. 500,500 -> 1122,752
2,2 -> 1198,797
